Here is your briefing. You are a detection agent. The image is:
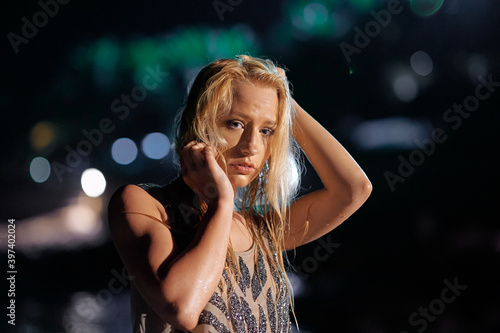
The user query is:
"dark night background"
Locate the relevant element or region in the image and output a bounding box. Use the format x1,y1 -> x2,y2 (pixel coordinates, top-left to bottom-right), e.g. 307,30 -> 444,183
2,0 -> 499,332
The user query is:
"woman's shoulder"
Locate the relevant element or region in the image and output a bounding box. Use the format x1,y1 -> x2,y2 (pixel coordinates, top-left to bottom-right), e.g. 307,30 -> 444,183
109,177 -> 182,210
108,177 -> 190,223
108,177 -> 200,250
107,183 -> 168,226
109,183 -> 163,209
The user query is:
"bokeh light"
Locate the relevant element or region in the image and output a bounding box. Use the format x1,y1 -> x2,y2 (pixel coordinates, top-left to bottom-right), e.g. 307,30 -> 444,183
411,51 -> 434,76
81,168 -> 106,197
141,132 -> 170,160
303,3 -> 329,27
93,38 -> 120,91
15,195 -> 105,254
351,117 -> 432,150
331,9 -> 356,38
111,138 -> 138,165
30,121 -> 56,151
63,200 -> 101,235
289,1 -> 336,38
410,0 -> 445,17
349,0 -> 377,13
6,0 -> 500,331
467,54 -> 488,81
288,272 -> 307,298
392,73 -> 419,102
29,157 -> 51,183
445,0 -> 460,15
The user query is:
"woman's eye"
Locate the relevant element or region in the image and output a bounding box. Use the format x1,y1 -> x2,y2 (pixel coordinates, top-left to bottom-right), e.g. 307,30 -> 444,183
261,128 -> 274,136
226,120 -> 243,129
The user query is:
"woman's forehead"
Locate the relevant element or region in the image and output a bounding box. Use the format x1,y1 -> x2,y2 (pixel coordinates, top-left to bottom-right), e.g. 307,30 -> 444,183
232,82 -> 278,111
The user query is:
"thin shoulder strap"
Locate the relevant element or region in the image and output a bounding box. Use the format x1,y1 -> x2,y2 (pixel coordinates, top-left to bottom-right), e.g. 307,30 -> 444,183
121,211 -> 167,226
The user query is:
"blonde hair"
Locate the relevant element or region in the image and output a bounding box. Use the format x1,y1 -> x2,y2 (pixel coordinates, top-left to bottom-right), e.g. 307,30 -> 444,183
174,54 -> 302,312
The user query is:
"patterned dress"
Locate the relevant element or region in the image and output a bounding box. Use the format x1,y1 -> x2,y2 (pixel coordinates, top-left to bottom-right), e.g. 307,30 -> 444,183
129,178 -> 291,332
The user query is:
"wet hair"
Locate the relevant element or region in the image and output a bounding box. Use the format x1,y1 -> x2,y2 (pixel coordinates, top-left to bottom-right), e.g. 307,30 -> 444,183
174,54 -> 302,311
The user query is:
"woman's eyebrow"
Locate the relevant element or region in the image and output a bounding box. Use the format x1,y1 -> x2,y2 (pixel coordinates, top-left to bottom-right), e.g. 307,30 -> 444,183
228,111 -> 277,126
263,120 -> 277,127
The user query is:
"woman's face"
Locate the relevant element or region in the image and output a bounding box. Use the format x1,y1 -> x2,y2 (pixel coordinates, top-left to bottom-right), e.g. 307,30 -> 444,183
217,82 -> 279,190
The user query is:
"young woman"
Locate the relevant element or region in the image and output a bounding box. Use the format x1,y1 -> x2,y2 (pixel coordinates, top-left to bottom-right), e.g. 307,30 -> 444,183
108,55 -> 372,332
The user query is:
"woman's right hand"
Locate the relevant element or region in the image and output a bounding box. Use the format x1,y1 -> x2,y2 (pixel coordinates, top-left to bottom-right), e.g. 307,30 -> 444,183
109,140 -> 236,331
180,141 -> 234,206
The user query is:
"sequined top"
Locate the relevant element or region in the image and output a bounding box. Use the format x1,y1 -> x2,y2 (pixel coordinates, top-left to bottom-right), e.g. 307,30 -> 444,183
130,179 -> 291,333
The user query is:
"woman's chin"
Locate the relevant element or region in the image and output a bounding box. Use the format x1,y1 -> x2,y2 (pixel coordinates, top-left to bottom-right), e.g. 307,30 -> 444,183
228,174 -> 255,189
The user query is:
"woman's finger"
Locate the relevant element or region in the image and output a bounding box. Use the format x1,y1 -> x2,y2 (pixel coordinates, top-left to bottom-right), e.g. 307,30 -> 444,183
181,141 -> 197,170
203,146 -> 219,168
189,144 -> 205,167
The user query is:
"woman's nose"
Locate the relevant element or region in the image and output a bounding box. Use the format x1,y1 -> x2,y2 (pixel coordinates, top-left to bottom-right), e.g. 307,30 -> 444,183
238,128 -> 259,156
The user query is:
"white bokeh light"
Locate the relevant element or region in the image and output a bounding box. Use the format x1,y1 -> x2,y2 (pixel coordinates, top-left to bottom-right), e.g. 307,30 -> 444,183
81,168 -> 106,197
64,203 -> 100,235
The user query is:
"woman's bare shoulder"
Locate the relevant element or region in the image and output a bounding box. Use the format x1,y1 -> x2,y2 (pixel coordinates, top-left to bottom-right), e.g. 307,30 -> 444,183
108,184 -> 169,235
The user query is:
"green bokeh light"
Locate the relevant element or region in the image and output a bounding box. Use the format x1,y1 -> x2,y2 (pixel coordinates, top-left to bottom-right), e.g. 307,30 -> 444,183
288,0 -> 338,38
349,0 -> 378,13
71,26 -> 259,95
410,0 -> 445,17
93,38 -> 121,89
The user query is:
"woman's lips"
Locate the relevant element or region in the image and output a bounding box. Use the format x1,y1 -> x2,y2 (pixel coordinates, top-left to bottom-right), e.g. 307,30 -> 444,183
230,164 -> 255,174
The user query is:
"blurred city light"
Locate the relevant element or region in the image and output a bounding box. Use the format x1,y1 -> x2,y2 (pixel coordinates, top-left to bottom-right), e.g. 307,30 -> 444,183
63,292 -> 107,333
303,3 -> 329,27
392,72 -> 419,102
349,0 -> 378,13
4,0 -> 499,331
63,200 -> 102,236
93,38 -> 121,92
467,54 -> 489,81
29,156 -> 51,183
14,195 -> 105,255
81,168 -> 107,197
30,121 -> 56,152
444,0 -> 460,15
62,290 -> 131,333
111,138 -> 138,165
291,2 -> 330,34
351,116 -> 432,150
287,272 -> 307,298
331,8 -> 356,38
141,132 -> 170,160
410,0 -> 445,17
410,51 -> 434,76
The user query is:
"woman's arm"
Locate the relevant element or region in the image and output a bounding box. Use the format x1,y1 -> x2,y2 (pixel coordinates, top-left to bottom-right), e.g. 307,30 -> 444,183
284,96 -> 372,250
108,143 -> 234,331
